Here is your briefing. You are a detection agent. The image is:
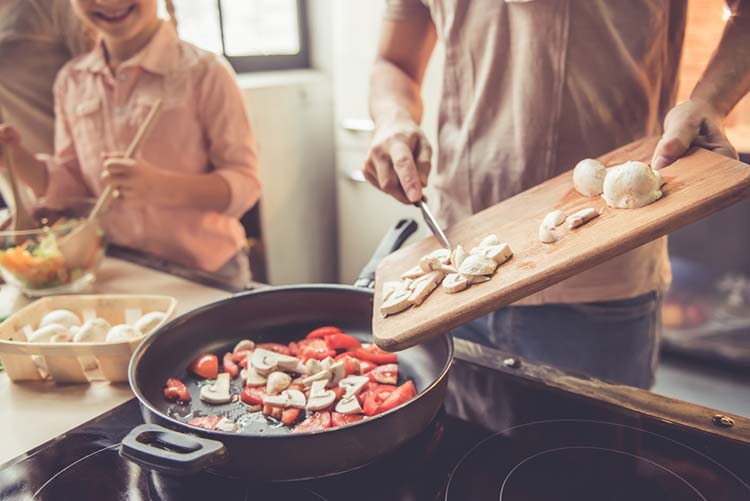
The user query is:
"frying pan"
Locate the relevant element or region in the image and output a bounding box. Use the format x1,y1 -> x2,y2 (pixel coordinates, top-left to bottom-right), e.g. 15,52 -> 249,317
120,220 -> 454,481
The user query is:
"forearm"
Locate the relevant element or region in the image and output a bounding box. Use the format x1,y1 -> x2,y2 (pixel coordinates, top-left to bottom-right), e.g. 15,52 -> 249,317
690,14 -> 750,117
369,59 -> 425,126
161,171 -> 232,212
7,146 -> 49,196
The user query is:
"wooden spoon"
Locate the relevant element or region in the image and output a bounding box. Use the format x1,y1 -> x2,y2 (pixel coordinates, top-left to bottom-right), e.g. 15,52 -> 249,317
58,99 -> 163,269
0,106 -> 36,233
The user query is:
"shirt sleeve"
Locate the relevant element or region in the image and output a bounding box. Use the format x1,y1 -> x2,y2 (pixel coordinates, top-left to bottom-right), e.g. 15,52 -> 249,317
196,55 -> 261,219
384,0 -> 431,21
41,68 -> 90,205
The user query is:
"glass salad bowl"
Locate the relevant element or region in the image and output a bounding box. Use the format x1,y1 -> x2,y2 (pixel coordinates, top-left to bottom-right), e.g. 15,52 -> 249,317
0,198 -> 106,297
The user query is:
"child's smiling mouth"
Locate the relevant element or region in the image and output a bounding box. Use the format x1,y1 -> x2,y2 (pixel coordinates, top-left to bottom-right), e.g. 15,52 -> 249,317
91,4 -> 136,24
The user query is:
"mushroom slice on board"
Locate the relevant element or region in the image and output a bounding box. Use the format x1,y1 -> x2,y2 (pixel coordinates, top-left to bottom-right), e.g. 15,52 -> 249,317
409,270 -> 445,290
567,207 -> 601,229
200,373 -> 232,404
450,244 -> 469,268
380,289 -> 413,316
443,273 -> 469,294
479,234 -> 500,248
263,388 -> 307,409
409,278 -> 438,306
482,243 -> 513,264
233,339 -> 255,353
418,248 -> 451,273
401,265 -> 426,280
306,380 -> 336,411
459,254 -> 498,276
539,224 -> 557,244
266,371 -> 292,395
467,275 -> 492,285
542,210 -> 566,229
382,280 -> 408,302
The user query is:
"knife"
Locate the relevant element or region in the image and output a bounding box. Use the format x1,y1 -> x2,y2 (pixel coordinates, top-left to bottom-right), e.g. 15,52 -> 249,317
415,199 -> 452,251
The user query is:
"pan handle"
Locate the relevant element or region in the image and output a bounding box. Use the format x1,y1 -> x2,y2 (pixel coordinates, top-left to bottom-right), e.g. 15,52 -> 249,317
119,424 -> 228,475
354,219 -> 418,289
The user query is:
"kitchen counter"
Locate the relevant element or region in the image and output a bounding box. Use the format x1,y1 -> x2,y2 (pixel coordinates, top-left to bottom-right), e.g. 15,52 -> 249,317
0,257 -> 239,465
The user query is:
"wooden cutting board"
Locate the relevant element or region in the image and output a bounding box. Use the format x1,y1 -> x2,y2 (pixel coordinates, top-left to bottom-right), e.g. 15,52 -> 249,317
372,137 -> 750,351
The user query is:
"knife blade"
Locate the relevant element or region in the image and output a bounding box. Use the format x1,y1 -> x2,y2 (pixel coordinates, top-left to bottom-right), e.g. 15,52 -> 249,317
415,199 -> 451,251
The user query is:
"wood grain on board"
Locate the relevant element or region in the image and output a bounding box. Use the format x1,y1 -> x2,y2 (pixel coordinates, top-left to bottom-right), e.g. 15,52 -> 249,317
373,137 -> 750,351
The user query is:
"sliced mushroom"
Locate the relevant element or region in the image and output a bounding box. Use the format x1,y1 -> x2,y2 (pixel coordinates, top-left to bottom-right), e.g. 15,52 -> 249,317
335,395 -> 363,415
409,270 -> 445,290
327,361 -> 346,388
243,365 -> 267,386
482,243 -> 513,264
266,371 -> 292,395
105,324 -> 142,343
380,289 -> 413,316
29,323 -> 70,343
263,388 -> 306,409
215,417 -> 239,433
479,234 -> 500,248
542,210 -> 566,229
305,358 -> 322,375
320,357 -> 335,370
539,224 -> 557,243
443,273 -> 469,294
338,375 -> 369,398
233,339 -> 255,353
302,368 -> 332,387
251,348 -> 279,375
467,275 -> 491,285
200,373 -> 232,404
276,354 -> 308,374
401,265 -> 426,280
418,248 -> 451,273
459,254 -> 497,276
306,380 -> 336,411
409,277 -> 438,306
134,311 -> 167,335
39,309 -> 81,330
450,244 -> 469,268
382,280 -> 407,301
567,207 -> 601,228
436,263 -> 458,274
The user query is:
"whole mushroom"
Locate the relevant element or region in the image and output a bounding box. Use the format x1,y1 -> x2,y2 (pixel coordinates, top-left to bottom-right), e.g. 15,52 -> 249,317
573,158 -> 607,197
602,161 -> 663,209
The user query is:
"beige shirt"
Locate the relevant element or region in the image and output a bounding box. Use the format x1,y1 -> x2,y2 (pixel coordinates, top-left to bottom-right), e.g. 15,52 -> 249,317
386,0 -> 744,305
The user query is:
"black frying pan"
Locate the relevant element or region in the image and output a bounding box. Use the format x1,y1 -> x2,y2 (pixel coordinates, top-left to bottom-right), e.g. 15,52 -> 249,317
120,220 -> 454,481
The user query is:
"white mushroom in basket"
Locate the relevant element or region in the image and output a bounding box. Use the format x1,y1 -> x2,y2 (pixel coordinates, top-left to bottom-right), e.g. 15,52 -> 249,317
105,324 -> 142,343
266,371 -> 292,395
134,311 -> 167,335
263,388 -> 306,408
29,323 -> 71,343
306,380 -> 336,411
39,309 -> 81,330
73,318 -> 112,370
233,339 -> 255,353
199,372 -> 232,404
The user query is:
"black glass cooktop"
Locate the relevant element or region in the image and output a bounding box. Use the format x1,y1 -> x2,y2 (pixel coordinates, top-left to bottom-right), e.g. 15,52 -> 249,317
1,340 -> 748,501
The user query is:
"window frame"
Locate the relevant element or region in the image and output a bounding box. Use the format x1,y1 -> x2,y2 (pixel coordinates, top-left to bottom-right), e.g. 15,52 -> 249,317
217,0 -> 310,73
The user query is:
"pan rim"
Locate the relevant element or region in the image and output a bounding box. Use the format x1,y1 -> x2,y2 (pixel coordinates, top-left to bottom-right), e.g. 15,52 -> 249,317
128,283 -> 455,439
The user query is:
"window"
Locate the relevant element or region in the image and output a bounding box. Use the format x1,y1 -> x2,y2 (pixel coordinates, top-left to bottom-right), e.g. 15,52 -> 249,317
163,0 -> 309,72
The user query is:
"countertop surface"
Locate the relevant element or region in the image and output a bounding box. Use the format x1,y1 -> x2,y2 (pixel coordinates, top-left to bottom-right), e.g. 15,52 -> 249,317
0,257 -> 236,465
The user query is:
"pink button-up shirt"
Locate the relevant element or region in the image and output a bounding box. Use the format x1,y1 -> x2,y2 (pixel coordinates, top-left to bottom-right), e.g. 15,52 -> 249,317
44,22 -> 260,272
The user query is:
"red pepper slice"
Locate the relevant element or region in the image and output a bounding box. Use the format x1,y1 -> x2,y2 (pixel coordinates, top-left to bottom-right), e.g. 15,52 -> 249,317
334,353 -> 361,375
222,352 -> 239,378
351,345 -> 397,365
368,363 -> 398,385
281,408 -> 302,425
232,350 -> 252,365
378,381 -> 417,413
288,341 -> 299,356
188,354 -> 219,379
331,412 -> 365,427
294,411 -> 332,432
255,343 -> 292,356
324,333 -> 362,351
306,326 -> 342,339
241,386 -> 267,406
188,415 -> 222,430
297,338 -> 336,361
358,360 -> 378,374
164,378 -> 191,403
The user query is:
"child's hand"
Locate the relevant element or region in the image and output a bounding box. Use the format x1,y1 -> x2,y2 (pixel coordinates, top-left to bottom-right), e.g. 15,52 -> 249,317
101,154 -> 170,204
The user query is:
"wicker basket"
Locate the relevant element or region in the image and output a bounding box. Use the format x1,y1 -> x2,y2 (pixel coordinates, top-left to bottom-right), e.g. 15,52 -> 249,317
0,294 -> 177,383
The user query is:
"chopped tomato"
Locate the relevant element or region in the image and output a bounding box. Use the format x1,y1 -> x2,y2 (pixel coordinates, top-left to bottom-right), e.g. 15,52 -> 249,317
262,404 -> 283,420
241,386 -> 267,406
324,333 -> 361,351
359,360 -> 378,374
379,381 -> 417,413
256,343 -> 291,356
188,415 -> 222,430
297,338 -> 336,361
305,326 -> 342,339
163,378 -> 190,403
232,350 -> 252,365
352,345 -> 397,365
334,353 -> 360,375
332,387 -> 346,400
188,354 -> 218,379
294,411 -> 331,432
369,363 -> 398,385
331,413 -> 365,427
222,352 -> 239,378
363,384 -> 397,416
281,408 -> 302,425
288,341 -> 299,356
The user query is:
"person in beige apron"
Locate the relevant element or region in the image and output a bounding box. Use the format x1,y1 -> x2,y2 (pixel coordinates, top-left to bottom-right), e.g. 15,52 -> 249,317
365,0 -> 750,388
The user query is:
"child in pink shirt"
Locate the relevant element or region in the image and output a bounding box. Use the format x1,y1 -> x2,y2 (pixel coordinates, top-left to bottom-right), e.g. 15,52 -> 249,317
0,0 -> 260,286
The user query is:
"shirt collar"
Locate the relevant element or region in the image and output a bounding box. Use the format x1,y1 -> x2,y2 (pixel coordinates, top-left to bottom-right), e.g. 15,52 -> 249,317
72,21 -> 179,76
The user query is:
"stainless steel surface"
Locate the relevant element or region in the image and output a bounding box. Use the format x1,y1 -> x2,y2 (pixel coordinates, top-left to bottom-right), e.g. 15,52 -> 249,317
415,200 -> 451,251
